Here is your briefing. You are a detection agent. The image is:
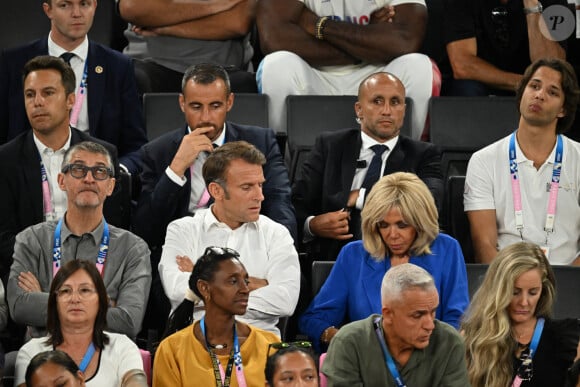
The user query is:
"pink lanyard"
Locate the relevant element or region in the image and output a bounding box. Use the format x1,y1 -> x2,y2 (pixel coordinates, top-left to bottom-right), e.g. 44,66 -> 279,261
509,132 -> 563,242
69,61 -> 88,127
40,161 -> 54,220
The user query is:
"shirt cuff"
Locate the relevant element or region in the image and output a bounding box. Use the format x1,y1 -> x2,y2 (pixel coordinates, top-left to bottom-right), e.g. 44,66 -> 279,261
119,163 -> 129,175
303,216 -> 316,243
165,166 -> 187,187
355,188 -> 366,210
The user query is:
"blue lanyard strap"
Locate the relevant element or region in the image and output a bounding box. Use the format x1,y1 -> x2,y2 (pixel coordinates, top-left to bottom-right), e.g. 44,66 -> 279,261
200,317 -> 246,387
374,317 -> 406,387
78,342 -> 96,372
528,317 -> 545,357
52,218 -> 109,277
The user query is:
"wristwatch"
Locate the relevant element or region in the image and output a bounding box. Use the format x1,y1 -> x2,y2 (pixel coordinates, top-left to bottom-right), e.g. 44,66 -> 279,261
523,1 -> 543,14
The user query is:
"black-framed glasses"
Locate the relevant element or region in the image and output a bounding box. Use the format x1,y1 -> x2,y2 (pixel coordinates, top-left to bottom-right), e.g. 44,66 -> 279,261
516,349 -> 534,381
61,163 -> 113,181
267,341 -> 313,358
203,246 -> 240,258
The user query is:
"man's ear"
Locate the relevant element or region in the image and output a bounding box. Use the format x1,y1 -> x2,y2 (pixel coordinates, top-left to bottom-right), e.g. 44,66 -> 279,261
42,2 -> 53,19
557,106 -> 566,119
382,305 -> 394,325
105,177 -> 115,197
355,101 -> 362,119
57,172 -> 66,191
208,181 -> 222,200
226,92 -> 234,112
179,93 -> 186,113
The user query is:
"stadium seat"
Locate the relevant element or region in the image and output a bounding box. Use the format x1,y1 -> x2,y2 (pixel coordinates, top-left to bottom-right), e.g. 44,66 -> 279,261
443,176 -> 474,262
429,96 -> 519,182
286,95 -> 413,183
311,261 -> 335,298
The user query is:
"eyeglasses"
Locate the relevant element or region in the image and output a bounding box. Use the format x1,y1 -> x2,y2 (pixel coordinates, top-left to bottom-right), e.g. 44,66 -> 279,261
516,349 -> 534,381
491,7 -> 509,49
203,246 -> 240,258
55,286 -> 97,301
267,341 -> 313,358
61,163 -> 113,181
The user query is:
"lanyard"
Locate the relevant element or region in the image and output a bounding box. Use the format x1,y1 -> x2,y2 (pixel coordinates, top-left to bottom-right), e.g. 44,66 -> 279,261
52,217 -> 109,277
40,161 -> 55,221
374,317 -> 406,387
69,60 -> 88,127
509,132 -> 563,240
200,317 -> 247,387
511,318 -> 545,387
78,342 -> 96,372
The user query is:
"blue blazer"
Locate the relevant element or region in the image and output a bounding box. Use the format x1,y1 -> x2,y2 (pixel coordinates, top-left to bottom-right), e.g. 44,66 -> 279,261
299,234 -> 469,352
135,122 -> 297,264
0,38 -> 147,173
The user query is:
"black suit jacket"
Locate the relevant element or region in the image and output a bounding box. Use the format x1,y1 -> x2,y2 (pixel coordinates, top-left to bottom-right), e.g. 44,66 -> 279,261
292,128 -> 443,261
135,122 -> 297,265
0,129 -> 124,280
0,38 -> 147,173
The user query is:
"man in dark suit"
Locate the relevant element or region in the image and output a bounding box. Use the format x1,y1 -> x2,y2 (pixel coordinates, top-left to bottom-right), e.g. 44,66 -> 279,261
293,72 -> 443,262
134,63 -> 295,334
0,56 -> 126,283
0,0 -> 147,174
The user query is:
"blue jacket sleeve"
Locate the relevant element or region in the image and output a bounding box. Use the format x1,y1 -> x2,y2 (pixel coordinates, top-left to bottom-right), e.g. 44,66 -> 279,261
299,250 -> 351,352
438,236 -> 469,329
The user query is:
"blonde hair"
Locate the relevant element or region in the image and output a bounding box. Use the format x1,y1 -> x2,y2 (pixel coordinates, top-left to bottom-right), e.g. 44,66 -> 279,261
361,172 -> 439,259
461,242 -> 555,387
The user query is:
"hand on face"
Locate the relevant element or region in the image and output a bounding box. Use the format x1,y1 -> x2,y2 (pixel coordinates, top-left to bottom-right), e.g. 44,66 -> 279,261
170,126 -> 216,177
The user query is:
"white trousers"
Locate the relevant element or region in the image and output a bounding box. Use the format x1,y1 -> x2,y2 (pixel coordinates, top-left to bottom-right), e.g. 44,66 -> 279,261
257,51 -> 436,140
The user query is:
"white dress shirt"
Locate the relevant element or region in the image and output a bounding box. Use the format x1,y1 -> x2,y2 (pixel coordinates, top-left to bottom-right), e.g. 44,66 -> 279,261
159,207 -> 300,335
33,129 -> 72,220
48,33 -> 89,132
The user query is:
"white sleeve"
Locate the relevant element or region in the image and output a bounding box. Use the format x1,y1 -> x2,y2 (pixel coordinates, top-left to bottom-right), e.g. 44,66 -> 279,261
464,150 -> 497,212
15,340 -> 45,386
111,334 -> 145,377
247,225 -> 300,317
159,219 -> 195,311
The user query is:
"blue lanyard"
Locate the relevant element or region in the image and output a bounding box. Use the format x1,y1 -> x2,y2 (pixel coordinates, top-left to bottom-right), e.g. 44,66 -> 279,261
511,318 -> 545,387
528,317 -> 545,357
374,317 -> 406,387
78,342 -> 96,372
200,317 -> 247,387
52,217 -> 109,277
509,132 -> 563,239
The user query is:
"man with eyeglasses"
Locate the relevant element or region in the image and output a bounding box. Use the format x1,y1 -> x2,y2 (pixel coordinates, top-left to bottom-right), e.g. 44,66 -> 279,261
443,0 -> 567,96
7,141 -> 151,339
159,141 -> 300,337
0,55 -> 128,285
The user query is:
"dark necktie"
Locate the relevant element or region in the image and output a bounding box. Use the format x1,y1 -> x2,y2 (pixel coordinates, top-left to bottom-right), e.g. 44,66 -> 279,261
60,52 -> 75,65
361,144 -> 388,192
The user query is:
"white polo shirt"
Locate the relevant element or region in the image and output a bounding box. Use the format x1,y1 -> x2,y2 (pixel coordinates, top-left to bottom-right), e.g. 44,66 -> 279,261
464,133 -> 580,264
